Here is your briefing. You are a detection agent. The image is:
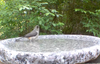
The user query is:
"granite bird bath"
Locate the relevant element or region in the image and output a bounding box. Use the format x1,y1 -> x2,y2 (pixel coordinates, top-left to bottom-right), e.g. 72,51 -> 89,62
0,35 -> 100,64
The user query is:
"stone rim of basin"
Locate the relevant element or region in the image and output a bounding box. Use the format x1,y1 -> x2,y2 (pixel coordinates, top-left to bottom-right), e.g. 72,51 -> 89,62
0,35 -> 100,64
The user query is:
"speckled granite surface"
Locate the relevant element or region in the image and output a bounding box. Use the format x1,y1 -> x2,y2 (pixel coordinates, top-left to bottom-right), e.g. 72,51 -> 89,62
0,35 -> 100,64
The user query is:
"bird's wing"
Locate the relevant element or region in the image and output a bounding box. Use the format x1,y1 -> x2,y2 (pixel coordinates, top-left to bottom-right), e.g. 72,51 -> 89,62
25,31 -> 37,37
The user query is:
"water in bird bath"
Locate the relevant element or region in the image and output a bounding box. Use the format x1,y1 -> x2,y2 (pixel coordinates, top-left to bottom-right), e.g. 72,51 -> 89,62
4,39 -> 97,52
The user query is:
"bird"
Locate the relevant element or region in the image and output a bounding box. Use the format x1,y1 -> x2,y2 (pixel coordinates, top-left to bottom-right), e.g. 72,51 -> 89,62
24,25 -> 39,42
16,25 -> 39,42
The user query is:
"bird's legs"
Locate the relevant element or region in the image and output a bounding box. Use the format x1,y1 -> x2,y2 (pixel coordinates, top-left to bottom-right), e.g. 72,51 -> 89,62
30,39 -> 33,43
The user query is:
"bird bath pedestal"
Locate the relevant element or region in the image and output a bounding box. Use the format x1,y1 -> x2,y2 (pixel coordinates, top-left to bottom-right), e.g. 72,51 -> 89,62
0,35 -> 100,64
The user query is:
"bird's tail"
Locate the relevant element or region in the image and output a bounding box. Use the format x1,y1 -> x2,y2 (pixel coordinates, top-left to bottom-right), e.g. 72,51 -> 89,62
15,37 -> 26,42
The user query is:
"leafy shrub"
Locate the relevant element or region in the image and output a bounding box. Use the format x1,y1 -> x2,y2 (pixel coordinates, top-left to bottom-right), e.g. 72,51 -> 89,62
0,0 -> 64,39
75,9 -> 100,37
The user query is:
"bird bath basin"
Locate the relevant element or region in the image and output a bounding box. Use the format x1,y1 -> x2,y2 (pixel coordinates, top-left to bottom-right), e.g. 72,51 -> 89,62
0,35 -> 100,64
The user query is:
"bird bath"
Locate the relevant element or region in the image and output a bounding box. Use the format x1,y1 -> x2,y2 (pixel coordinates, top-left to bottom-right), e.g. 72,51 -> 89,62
0,35 -> 100,64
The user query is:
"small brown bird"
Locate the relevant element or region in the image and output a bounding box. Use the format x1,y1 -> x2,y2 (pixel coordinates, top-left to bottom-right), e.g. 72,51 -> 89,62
24,25 -> 39,42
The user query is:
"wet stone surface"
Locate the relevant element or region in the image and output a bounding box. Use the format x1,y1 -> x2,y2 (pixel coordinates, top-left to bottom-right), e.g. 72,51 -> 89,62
4,39 -> 97,52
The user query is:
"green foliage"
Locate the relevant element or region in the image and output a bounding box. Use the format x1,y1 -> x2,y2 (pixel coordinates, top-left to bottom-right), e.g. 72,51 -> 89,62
0,0 -> 64,39
0,0 -> 100,39
75,8 -> 100,37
